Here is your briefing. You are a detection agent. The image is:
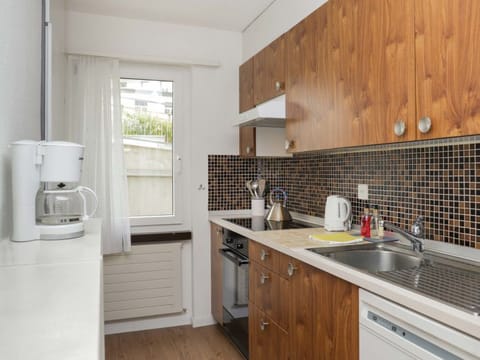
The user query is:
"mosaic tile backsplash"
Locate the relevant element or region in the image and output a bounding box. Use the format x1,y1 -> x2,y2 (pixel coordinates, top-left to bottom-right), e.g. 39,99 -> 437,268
208,139 -> 480,249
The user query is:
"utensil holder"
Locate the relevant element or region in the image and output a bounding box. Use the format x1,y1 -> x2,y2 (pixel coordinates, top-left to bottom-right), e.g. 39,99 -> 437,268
251,198 -> 265,216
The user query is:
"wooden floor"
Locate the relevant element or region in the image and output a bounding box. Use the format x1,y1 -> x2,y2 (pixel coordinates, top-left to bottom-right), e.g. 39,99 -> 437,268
105,325 -> 245,360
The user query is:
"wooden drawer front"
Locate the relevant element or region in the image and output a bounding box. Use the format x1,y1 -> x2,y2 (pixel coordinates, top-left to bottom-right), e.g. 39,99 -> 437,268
251,262 -> 289,331
249,240 -> 281,272
249,305 -> 289,360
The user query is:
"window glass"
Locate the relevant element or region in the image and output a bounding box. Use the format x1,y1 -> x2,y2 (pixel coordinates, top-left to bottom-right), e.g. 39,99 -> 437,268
120,78 -> 174,217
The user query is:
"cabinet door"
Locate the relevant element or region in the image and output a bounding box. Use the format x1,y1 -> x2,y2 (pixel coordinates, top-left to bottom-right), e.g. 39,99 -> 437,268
249,305 -> 289,360
286,4 -> 334,153
239,126 -> 256,157
251,261 -> 289,331
415,0 -> 480,139
329,0 -> 416,146
283,258 -> 314,360
254,35 -> 286,105
312,270 -> 359,360
239,57 -> 255,113
210,223 -> 223,324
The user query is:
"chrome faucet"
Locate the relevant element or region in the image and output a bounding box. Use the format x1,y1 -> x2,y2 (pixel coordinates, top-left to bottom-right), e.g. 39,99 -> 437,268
383,216 -> 425,253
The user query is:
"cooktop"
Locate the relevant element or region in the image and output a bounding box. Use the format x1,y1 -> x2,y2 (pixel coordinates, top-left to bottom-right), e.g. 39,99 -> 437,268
223,217 -> 317,231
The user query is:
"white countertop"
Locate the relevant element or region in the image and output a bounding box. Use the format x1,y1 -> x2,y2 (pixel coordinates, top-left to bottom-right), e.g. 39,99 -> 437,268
0,220 -> 104,360
210,212 -> 480,340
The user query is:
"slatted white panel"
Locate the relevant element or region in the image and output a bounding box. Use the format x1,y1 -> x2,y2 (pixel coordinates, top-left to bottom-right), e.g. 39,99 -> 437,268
104,243 -> 183,321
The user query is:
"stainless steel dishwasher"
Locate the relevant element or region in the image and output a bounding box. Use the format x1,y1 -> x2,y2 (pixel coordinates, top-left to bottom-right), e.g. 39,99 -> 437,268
359,289 -> 480,360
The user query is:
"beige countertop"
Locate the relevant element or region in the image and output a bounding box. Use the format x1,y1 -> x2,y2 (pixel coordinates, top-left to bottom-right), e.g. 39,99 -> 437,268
209,212 -> 480,341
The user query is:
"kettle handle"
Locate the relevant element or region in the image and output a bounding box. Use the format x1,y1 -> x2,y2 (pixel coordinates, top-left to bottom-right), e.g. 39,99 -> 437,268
340,197 -> 352,229
269,187 -> 288,207
77,186 -> 98,220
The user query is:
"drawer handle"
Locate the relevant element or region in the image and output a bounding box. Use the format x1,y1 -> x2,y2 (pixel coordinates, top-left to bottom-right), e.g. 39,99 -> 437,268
287,262 -> 297,277
260,319 -> 269,331
260,249 -> 269,261
260,273 -> 270,284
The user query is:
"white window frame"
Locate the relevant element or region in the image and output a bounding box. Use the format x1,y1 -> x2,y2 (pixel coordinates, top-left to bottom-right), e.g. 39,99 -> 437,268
119,62 -> 189,229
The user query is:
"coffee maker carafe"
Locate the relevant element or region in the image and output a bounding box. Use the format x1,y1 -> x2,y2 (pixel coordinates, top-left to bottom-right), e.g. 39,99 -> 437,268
36,183 -> 97,226
11,140 -> 97,241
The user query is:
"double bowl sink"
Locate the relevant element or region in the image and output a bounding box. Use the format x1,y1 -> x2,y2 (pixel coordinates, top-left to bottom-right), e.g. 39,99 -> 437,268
308,242 -> 480,316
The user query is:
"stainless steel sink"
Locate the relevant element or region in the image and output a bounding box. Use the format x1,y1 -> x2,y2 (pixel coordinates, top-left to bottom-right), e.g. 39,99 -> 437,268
308,243 -> 425,273
327,249 -> 423,272
307,243 -> 480,316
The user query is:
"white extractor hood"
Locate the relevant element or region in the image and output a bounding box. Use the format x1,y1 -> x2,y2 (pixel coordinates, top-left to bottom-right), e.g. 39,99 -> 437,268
236,94 -> 286,128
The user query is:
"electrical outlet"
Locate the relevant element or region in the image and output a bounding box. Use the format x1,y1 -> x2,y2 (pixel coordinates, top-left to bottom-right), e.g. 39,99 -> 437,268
358,184 -> 368,200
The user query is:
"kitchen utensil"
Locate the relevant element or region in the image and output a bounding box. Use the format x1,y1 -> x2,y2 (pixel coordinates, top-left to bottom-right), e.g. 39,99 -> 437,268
251,180 -> 259,198
258,179 -> 266,198
324,195 -> 352,231
265,188 -> 292,221
246,180 -> 254,198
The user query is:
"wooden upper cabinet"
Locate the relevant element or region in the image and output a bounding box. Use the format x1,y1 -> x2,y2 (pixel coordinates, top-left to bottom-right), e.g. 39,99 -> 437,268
286,4 -> 333,152
415,0 -> 480,139
329,0 -> 416,147
253,35 -> 286,105
239,57 -> 255,113
239,126 -> 256,157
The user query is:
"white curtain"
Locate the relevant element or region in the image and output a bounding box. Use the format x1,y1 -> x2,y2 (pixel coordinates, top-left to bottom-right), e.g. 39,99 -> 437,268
66,55 -> 131,254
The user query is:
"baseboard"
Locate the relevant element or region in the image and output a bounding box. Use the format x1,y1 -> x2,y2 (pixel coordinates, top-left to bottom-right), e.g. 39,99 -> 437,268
192,314 -> 216,328
104,312 -> 192,335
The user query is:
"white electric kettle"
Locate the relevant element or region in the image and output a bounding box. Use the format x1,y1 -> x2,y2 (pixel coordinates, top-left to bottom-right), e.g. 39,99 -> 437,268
324,195 -> 352,232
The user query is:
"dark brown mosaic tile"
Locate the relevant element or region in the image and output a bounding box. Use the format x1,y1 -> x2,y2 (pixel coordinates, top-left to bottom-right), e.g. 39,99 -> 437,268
208,138 -> 480,249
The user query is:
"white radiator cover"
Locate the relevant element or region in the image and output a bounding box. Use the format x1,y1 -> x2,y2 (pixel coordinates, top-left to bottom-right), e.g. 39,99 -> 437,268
104,243 -> 183,321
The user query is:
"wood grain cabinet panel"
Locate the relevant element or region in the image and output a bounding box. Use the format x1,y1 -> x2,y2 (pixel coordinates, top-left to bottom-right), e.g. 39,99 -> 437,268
249,305 -> 289,360
249,240 -> 281,272
251,261 -> 289,331
286,3 -> 334,152
415,0 -> 480,139
239,58 -> 255,113
210,223 -> 223,324
329,0 -> 416,147
249,241 -> 359,359
312,270 -> 359,360
239,126 -> 256,157
254,35 -> 286,105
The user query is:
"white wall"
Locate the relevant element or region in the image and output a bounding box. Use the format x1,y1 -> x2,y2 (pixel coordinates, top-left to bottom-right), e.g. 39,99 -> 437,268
242,0 -> 327,60
51,0 -> 66,140
65,11 -> 242,329
0,1 -> 42,238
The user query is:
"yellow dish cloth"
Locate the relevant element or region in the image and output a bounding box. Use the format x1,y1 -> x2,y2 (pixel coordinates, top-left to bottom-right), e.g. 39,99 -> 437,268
308,232 -> 363,244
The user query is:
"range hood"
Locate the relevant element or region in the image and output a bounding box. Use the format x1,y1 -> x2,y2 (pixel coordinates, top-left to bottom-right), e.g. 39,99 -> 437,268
236,94 -> 286,128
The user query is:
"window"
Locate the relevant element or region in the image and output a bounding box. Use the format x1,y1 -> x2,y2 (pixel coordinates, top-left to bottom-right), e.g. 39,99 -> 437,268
120,64 -> 187,227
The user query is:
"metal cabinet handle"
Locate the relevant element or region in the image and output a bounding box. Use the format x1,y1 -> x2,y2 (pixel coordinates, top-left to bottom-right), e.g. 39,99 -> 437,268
287,263 -> 297,277
394,119 -> 406,137
275,81 -> 284,92
285,139 -> 295,151
216,227 -> 223,235
418,116 -> 432,134
260,272 -> 270,284
260,249 -> 269,261
260,319 -> 269,331
246,146 -> 251,154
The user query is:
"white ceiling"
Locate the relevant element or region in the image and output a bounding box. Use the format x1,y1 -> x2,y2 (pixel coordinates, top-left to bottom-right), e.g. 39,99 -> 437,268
65,0 -> 276,32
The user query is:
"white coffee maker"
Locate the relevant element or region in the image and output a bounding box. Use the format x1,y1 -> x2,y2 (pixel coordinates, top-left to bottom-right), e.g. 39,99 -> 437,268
11,140 -> 97,241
